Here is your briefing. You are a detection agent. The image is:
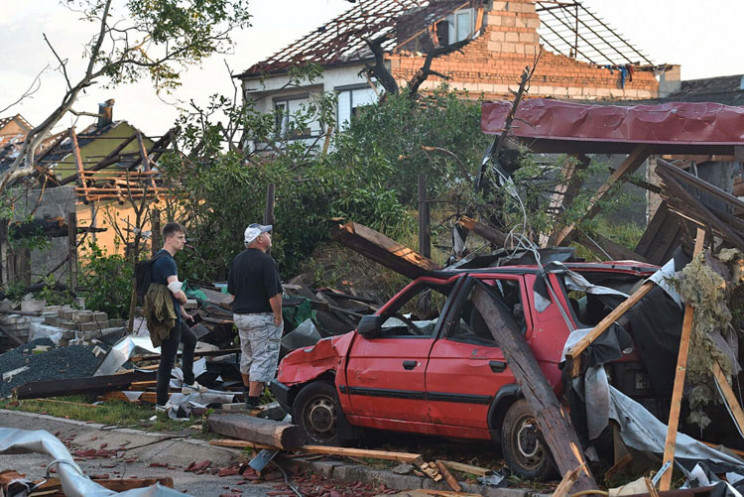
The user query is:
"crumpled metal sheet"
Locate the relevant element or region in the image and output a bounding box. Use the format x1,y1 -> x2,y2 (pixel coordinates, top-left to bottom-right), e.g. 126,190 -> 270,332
482,99 -> 744,145
0,428 -> 188,497
94,336 -> 160,376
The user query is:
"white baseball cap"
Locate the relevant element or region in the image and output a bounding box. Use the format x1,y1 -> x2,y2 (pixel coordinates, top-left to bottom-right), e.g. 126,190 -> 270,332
244,223 -> 272,244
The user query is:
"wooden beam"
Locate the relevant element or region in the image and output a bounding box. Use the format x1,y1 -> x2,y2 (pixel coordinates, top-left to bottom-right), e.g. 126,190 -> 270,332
566,281 -> 655,377
14,370 -> 155,399
457,216 -> 508,247
551,465 -> 582,497
472,282 -> 597,492
552,144 -> 652,246
207,413 -> 307,450
711,362 -> 744,444
659,228 -> 705,491
547,154 -> 590,246
331,221 -> 441,279
209,439 -> 276,450
435,459 -> 462,492
57,134 -> 137,185
69,128 -> 90,201
439,460 -> 490,477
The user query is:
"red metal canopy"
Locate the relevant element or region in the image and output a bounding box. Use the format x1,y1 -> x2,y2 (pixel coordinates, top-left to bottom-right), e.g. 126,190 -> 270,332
481,99 -> 744,155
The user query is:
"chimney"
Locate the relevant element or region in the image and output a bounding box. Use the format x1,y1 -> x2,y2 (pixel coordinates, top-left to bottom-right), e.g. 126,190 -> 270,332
97,99 -> 115,128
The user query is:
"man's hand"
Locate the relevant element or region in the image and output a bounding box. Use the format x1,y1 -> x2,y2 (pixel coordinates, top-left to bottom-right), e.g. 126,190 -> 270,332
274,315 -> 283,326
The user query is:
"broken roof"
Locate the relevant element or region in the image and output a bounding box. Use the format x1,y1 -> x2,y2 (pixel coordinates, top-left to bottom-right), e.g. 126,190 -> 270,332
238,0 -> 655,78
481,99 -> 744,155
665,74 -> 744,107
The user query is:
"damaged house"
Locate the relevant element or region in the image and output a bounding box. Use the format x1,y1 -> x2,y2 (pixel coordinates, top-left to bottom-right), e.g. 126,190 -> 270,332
236,0 -> 680,146
0,100 -> 176,288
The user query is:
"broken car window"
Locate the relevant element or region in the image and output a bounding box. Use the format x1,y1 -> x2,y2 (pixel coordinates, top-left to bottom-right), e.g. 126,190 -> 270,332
376,282 -> 450,338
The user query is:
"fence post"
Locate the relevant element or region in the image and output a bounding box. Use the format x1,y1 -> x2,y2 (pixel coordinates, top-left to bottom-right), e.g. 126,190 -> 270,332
67,212 -> 77,292
418,174 -> 430,258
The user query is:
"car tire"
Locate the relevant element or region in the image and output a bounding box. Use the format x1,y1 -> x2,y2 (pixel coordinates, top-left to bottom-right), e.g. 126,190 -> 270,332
292,381 -> 340,445
501,399 -> 555,480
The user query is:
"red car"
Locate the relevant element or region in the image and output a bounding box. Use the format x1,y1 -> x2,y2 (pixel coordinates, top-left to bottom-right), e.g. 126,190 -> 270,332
271,261 -> 658,479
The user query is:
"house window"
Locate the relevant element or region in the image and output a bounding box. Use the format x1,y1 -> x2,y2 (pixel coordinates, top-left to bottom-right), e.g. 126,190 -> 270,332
438,8 -> 475,46
336,86 -> 378,129
273,95 -> 314,138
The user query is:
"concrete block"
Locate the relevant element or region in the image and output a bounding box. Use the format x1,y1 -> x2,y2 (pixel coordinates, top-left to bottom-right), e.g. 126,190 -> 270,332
76,310 -> 94,323
21,296 -> 46,313
92,311 -> 108,323
44,315 -> 60,326
108,319 -> 126,328
0,299 -> 13,313
59,309 -> 76,320
60,330 -> 77,340
78,321 -> 102,332
57,319 -> 78,331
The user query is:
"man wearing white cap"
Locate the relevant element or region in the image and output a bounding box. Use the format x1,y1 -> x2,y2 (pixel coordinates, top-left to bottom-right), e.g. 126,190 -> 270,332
227,223 -> 283,408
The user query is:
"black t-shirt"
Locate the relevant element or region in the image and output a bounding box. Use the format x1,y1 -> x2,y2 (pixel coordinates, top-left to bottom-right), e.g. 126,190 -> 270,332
152,249 -> 180,322
227,248 -> 282,314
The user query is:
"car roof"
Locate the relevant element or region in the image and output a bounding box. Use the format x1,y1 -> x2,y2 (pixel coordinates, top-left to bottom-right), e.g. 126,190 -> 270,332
423,260 -> 659,280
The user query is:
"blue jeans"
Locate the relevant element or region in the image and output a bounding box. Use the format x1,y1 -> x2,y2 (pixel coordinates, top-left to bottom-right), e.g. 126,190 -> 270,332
156,321 -> 197,406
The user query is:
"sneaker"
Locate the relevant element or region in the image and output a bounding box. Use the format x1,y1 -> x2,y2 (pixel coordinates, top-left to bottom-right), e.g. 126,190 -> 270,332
155,404 -> 168,413
182,381 -> 208,394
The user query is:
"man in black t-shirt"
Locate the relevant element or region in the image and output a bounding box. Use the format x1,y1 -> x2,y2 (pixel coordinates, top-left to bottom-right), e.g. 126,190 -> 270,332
227,223 -> 283,409
152,222 -> 206,412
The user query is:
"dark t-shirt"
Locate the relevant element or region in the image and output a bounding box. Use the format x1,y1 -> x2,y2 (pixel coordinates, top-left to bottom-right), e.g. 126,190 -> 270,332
152,249 -> 180,323
227,248 -> 282,314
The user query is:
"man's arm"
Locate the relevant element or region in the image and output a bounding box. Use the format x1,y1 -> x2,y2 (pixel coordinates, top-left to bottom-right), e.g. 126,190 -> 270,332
269,293 -> 282,326
166,275 -> 192,320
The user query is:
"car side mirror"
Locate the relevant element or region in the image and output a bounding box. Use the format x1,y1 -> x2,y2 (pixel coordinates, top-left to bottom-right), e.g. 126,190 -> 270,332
357,314 -> 385,337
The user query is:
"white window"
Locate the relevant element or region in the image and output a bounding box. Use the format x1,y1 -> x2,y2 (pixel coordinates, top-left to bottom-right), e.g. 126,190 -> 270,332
273,96 -> 318,138
446,8 -> 475,45
336,87 -> 378,129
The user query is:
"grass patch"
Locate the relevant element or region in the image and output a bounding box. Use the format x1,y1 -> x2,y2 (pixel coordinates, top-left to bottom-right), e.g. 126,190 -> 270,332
0,396 -> 211,436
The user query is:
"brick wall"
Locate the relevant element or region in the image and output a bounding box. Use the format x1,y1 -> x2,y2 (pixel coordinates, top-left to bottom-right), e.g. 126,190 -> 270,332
387,0 -> 659,101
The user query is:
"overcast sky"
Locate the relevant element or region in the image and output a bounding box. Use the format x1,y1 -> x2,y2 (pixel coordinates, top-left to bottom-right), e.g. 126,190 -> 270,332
1,0 -> 743,137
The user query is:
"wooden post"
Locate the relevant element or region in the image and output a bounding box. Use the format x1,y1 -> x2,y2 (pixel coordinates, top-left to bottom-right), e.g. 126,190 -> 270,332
659,227 -> 705,491
263,184 -> 275,226
0,222 -> 8,287
67,212 -> 78,292
472,282 -> 597,492
150,208 -> 161,256
711,361 -> 744,446
418,174 -> 430,258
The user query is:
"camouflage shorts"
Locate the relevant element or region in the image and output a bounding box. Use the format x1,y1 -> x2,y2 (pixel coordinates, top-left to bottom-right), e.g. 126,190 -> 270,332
233,313 -> 283,383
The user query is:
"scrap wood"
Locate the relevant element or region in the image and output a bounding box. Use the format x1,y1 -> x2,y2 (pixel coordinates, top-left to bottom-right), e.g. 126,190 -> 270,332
551,465 -> 583,497
416,461 -> 443,482
439,460 -> 490,477
710,362 -> 744,447
472,280 -> 597,492
30,476 -> 174,495
457,216 -> 509,247
299,444 -> 424,464
645,477 -> 661,497
434,460 -> 462,492
102,391 -> 157,404
331,221 -> 441,280
209,439 -> 275,450
604,454 -> 633,481
565,281 -> 654,377
659,227 -> 705,492
131,347 -> 240,362
398,490 -> 480,497
13,370 -> 154,399
207,413 -> 307,449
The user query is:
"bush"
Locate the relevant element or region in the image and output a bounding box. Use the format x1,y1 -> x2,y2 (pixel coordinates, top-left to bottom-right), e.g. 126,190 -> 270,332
78,241 -> 133,319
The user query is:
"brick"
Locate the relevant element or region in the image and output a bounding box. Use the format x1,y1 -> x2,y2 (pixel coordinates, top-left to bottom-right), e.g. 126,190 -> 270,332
504,31 -> 519,42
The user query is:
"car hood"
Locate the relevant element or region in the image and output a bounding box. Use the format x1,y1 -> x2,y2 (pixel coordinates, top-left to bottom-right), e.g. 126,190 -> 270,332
276,332 -> 354,385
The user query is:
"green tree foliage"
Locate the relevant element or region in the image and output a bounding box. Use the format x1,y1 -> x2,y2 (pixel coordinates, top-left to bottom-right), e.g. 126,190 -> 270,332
78,241 -> 133,319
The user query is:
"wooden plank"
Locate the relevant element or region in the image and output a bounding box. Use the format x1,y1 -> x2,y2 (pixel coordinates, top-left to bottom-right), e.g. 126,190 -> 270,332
435,459 -> 462,492
300,445 -> 423,464
207,413 -> 307,450
457,216 -> 509,247
33,476 -> 173,494
659,227 -> 705,491
131,347 -> 240,362
472,282 -> 597,492
331,221 -> 441,279
551,465 -> 582,497
711,362 -> 744,440
547,154 -> 590,246
635,202 -> 682,266
14,370 -> 155,399
645,477 -> 661,497
439,460 -> 490,477
209,439 -> 276,450
69,128 -> 90,201
566,281 -> 654,377
553,144 -> 652,246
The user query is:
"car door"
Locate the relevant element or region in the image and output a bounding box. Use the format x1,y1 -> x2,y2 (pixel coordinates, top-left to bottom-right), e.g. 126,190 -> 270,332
425,275 -> 530,438
343,277 -> 461,432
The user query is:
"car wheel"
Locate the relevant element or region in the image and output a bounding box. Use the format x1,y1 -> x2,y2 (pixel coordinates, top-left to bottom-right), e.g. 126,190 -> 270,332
292,381 -> 340,445
501,399 -> 555,480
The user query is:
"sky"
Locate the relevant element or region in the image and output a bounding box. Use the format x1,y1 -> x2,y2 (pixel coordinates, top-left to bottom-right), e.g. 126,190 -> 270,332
1,0 -> 743,137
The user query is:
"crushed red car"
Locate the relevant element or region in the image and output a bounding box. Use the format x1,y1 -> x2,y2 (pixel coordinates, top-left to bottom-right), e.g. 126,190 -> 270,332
271,260 -> 660,478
